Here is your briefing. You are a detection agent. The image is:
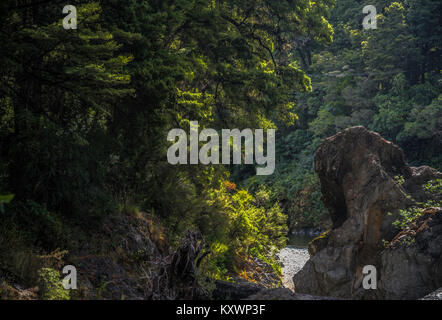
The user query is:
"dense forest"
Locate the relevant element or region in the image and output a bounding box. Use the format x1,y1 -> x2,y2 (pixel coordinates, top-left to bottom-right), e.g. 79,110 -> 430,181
239,0 -> 441,231
0,0 -> 440,299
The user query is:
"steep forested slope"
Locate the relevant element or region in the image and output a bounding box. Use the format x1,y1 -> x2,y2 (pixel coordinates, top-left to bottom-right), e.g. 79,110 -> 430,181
0,0 -> 334,297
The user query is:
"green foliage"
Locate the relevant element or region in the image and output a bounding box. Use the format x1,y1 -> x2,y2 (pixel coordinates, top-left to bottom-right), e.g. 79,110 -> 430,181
235,0 -> 441,236
238,129 -> 329,231
392,180 -> 442,230
424,179 -> 442,195
37,268 -> 70,300
199,185 -> 287,279
0,0 -> 440,294
394,175 -> 405,186
1,0 -> 337,285
228,190 -> 287,255
393,206 -> 425,230
0,194 -> 14,213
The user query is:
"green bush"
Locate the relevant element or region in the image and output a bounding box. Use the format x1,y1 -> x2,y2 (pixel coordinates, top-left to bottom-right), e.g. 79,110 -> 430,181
392,179 -> 442,230
199,186 -> 287,279
37,268 -> 70,300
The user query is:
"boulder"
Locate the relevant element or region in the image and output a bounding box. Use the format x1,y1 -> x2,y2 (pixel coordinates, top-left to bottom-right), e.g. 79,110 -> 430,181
244,287 -> 338,300
379,207 -> 442,299
293,126 -> 442,299
212,278 -> 264,300
420,287 -> 442,300
213,279 -> 338,300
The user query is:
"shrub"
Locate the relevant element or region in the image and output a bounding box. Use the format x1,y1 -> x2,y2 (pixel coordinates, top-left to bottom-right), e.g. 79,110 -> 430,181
37,268 -> 70,300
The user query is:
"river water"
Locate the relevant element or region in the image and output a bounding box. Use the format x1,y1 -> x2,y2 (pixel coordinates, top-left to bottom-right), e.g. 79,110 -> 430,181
278,233 -> 315,291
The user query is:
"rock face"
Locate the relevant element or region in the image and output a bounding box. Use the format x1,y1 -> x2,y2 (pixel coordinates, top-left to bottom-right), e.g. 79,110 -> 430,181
379,207 -> 442,299
293,126 -> 442,299
420,287 -> 442,300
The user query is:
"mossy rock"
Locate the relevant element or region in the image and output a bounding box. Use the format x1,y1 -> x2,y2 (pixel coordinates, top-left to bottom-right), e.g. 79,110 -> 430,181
308,230 -> 330,256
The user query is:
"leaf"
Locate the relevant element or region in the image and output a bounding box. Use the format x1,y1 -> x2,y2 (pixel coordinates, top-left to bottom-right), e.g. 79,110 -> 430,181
0,194 -> 14,204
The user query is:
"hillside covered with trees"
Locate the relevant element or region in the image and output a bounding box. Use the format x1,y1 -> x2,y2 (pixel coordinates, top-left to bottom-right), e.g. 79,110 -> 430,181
0,0 -> 440,299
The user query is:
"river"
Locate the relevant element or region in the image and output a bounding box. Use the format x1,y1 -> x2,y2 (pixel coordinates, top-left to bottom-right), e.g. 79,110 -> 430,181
278,233 -> 316,291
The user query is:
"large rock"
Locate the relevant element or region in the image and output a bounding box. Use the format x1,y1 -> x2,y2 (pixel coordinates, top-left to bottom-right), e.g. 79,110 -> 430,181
293,126 -> 442,299
213,278 -> 265,300
420,287 -> 442,300
245,288 -> 338,300
379,207 -> 442,299
213,279 -> 338,300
